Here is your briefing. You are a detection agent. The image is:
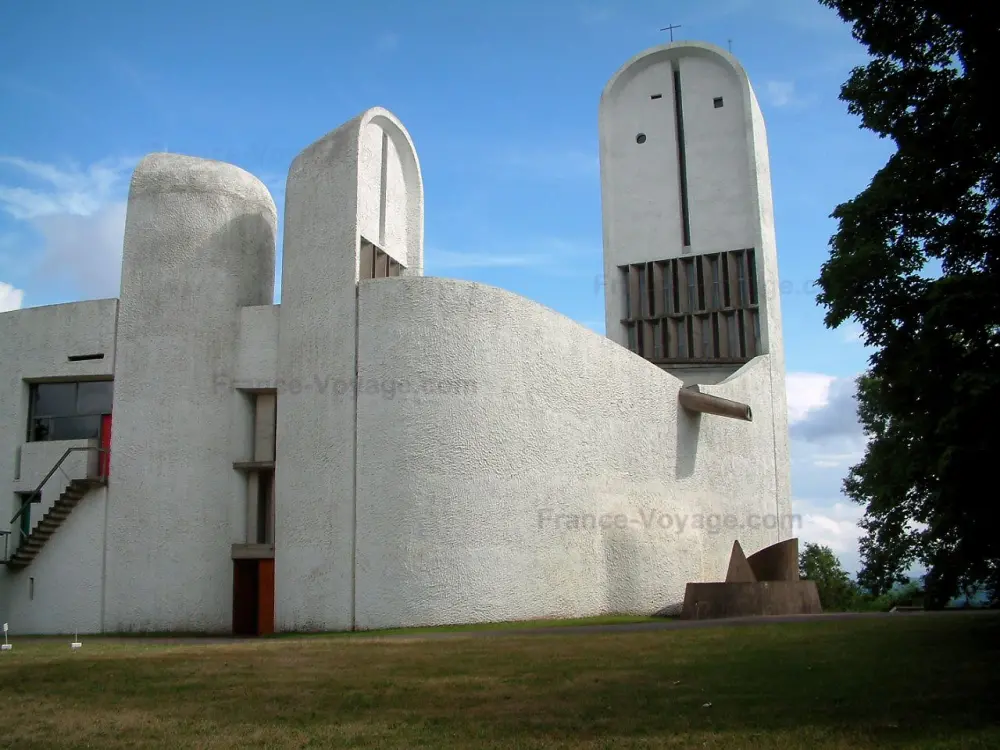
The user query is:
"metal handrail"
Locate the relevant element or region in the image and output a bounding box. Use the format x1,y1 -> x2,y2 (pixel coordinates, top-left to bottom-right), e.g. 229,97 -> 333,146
9,446 -> 107,527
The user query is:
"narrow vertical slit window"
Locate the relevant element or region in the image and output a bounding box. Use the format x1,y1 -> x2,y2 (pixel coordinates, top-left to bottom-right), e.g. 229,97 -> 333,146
752,312 -> 762,355
677,320 -> 687,359
712,313 -> 721,358
747,248 -> 758,305
727,313 -> 738,357
672,66 -> 693,247
700,316 -> 711,358
686,317 -> 695,359
652,321 -> 662,359
627,324 -> 637,352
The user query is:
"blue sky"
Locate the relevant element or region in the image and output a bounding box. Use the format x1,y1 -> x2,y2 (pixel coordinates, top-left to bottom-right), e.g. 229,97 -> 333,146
0,0 -> 892,573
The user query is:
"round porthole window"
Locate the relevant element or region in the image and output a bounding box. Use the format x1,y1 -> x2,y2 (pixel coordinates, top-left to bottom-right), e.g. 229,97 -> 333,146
636,133 -> 647,144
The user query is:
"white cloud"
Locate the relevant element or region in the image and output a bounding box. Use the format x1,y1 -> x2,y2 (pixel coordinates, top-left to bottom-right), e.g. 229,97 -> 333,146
0,282 -> 24,312
786,372 -> 836,423
32,202 -> 127,299
794,498 -> 865,574
786,372 -> 870,574
841,322 -> 864,343
765,80 -> 797,107
0,156 -> 134,300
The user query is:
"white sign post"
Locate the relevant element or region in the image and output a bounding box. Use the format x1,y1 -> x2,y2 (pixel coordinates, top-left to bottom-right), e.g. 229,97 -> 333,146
2,622 -> 12,651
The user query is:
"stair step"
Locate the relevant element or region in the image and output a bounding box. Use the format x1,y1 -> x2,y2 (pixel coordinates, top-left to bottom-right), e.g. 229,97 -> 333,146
6,476 -> 100,570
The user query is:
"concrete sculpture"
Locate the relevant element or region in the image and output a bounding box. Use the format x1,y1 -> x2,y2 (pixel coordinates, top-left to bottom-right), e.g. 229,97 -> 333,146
681,537 -> 823,620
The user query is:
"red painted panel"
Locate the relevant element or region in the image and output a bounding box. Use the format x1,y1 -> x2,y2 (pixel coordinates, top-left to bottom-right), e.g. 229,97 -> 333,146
99,414 -> 112,478
257,559 -> 275,636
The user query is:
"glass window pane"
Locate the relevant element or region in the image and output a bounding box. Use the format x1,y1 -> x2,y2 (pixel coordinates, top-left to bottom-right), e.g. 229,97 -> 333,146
30,418 -> 52,442
31,383 -> 77,418
77,381 -> 113,415
49,415 -> 101,441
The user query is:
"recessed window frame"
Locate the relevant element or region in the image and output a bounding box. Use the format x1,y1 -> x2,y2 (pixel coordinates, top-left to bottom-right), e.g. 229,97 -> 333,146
27,380 -> 113,443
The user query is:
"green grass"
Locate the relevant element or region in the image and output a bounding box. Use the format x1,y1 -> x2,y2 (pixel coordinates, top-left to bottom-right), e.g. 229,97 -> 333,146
268,613 -> 663,638
0,613 -> 997,749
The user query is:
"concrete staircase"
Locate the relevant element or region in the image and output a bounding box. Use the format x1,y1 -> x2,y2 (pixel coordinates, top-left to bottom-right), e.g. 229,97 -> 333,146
5,478 -> 106,570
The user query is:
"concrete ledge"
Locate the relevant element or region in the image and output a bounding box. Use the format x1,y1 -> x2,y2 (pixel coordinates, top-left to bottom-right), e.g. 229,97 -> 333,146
231,543 -> 274,560
681,581 -> 822,620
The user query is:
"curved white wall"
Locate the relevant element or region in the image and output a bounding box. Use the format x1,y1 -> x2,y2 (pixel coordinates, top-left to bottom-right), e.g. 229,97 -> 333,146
275,107 -> 424,632
352,277 -> 786,629
105,153 -> 276,632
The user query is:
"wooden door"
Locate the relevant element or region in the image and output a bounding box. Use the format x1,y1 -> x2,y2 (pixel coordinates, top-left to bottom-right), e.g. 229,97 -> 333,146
257,559 -> 275,636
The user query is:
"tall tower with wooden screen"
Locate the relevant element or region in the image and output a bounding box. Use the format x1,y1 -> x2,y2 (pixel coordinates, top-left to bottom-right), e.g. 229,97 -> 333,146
599,41 -> 785,388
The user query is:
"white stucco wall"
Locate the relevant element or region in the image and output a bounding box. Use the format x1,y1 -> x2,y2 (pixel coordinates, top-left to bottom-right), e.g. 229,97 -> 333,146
104,153 -> 276,632
598,42 -> 777,353
13,439 -> 98,533
597,41 -> 791,522
275,108 -> 423,632
235,304 -> 280,387
0,298 -> 117,632
352,277 -> 785,629
1,486 -> 108,635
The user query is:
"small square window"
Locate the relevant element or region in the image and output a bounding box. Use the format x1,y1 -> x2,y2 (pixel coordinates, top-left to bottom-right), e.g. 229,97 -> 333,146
713,97 -> 724,108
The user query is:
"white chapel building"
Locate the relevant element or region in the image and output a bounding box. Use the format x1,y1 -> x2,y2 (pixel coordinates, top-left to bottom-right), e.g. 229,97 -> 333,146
0,41 -> 792,635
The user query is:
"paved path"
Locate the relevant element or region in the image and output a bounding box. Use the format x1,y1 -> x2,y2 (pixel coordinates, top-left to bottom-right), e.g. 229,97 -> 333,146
14,609 -> 997,647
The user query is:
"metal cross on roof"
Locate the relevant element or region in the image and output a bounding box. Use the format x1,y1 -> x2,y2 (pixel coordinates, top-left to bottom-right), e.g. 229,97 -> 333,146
660,23 -> 681,41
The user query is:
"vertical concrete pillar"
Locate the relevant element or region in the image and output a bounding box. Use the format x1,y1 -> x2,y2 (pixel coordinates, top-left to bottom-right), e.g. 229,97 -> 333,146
275,108 -> 422,631
104,154 -> 276,632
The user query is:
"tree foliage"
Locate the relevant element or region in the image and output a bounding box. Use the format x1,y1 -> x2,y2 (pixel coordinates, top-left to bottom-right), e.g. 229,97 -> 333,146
816,0 -> 1000,605
799,542 -> 860,610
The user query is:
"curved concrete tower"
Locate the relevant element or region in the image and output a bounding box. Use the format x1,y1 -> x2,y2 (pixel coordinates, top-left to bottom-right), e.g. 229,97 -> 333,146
105,154 -> 277,631
275,107 -> 424,631
599,40 -> 791,525
599,40 -> 785,390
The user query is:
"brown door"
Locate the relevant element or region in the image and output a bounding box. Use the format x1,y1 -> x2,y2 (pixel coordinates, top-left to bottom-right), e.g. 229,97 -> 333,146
257,559 -> 275,636
232,560 -> 259,636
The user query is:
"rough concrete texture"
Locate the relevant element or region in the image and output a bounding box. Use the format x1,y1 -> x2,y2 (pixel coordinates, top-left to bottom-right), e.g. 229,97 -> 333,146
725,540 -> 757,583
275,108 -> 423,631
681,580 -> 822,620
598,40 -> 791,529
747,537 -> 800,582
0,298 -> 117,634
104,153 -> 276,632
2,62 -> 795,635
354,277 -> 787,629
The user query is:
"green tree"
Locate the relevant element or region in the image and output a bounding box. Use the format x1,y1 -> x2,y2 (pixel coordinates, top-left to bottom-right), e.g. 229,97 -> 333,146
816,0 -> 1000,607
799,543 -> 859,611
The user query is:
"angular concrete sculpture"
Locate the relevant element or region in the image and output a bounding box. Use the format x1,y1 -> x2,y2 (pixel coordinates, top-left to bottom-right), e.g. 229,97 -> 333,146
747,537 -> 799,582
681,538 -> 822,620
724,540 -> 757,583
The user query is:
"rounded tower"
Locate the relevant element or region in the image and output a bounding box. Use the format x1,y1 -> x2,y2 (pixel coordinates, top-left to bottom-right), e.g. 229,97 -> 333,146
105,153 -> 276,632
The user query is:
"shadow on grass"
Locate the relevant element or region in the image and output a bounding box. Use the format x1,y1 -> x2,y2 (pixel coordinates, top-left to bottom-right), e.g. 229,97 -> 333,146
0,614 -> 997,749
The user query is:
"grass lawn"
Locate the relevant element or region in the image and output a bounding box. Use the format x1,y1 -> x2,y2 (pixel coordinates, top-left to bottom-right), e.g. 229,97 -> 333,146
0,614 -> 997,749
